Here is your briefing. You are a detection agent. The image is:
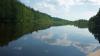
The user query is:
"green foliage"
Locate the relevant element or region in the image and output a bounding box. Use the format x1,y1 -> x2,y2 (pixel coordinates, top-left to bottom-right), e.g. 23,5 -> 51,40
52,17 -> 71,26
0,0 -> 17,22
73,19 -> 88,28
89,9 -> 100,33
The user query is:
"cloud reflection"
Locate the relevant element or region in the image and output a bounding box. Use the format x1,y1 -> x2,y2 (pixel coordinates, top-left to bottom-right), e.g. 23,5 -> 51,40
50,34 -> 72,46
32,26 -> 100,55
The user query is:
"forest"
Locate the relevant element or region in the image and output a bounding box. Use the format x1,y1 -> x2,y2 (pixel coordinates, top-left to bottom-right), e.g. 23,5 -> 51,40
0,0 -> 88,28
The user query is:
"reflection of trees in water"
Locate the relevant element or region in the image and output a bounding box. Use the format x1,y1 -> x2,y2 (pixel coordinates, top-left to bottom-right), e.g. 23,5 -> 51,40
0,23 -> 24,46
0,23 -> 16,46
0,20 -> 89,47
88,9 -> 100,43
0,22 -> 52,46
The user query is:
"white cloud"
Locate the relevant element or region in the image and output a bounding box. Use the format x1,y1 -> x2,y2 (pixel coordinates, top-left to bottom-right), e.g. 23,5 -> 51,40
38,2 -> 56,11
32,0 -> 98,20
33,0 -> 80,19
89,0 -> 100,5
33,1 -> 58,16
57,0 -> 75,6
56,0 -> 85,6
82,11 -> 97,19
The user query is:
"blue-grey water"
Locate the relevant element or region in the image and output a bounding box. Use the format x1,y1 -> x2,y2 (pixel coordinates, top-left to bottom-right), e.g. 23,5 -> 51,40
0,25 -> 100,56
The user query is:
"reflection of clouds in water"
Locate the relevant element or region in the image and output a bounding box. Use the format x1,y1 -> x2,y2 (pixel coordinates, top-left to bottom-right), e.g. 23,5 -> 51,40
73,43 -> 99,54
32,26 -> 100,55
53,38 -> 100,55
49,34 -> 99,54
58,26 -> 93,37
52,39 -> 100,55
50,33 -> 72,46
13,46 -> 23,50
73,29 -> 93,37
32,30 -> 53,40
44,50 -> 49,53
41,32 -> 52,40
32,30 -> 100,54
23,37 -> 28,40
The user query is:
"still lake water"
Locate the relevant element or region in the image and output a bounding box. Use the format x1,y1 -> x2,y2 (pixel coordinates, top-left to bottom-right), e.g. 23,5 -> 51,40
0,25 -> 100,56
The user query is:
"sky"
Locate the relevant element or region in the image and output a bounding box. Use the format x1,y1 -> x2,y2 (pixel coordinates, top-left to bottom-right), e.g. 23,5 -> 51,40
20,0 -> 100,21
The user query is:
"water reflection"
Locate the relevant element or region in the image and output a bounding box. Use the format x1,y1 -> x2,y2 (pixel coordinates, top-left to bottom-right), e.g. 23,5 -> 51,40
88,26 -> 100,43
0,22 -> 51,46
0,23 -> 17,46
0,21 -> 100,56
32,26 -> 99,54
0,25 -> 87,56
0,21 -> 89,47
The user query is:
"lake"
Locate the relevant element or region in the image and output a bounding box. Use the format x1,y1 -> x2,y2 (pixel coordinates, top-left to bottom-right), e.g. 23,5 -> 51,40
0,25 -> 100,56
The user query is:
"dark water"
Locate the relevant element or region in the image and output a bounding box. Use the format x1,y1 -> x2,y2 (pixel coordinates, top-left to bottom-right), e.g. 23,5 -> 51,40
0,25 -> 100,56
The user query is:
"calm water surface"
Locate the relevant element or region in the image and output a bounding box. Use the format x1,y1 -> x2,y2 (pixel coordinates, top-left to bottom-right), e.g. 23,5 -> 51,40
0,25 -> 100,56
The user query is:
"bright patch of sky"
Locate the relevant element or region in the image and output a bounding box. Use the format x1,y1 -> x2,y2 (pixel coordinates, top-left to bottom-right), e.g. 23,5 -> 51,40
20,0 -> 100,21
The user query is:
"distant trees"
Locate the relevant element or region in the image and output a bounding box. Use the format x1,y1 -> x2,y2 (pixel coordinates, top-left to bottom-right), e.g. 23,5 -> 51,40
73,19 -> 88,28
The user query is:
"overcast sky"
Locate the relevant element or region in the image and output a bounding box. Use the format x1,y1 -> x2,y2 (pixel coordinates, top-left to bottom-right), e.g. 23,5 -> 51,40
20,0 -> 100,21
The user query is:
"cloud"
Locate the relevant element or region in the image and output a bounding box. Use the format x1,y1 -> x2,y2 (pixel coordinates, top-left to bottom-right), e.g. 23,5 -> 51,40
32,0 -> 99,20
20,0 -> 32,6
57,0 -> 75,6
33,2 -> 56,11
33,1 -> 58,16
32,0 -> 83,19
89,0 -> 100,5
33,0 -> 74,13
82,11 -> 97,18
